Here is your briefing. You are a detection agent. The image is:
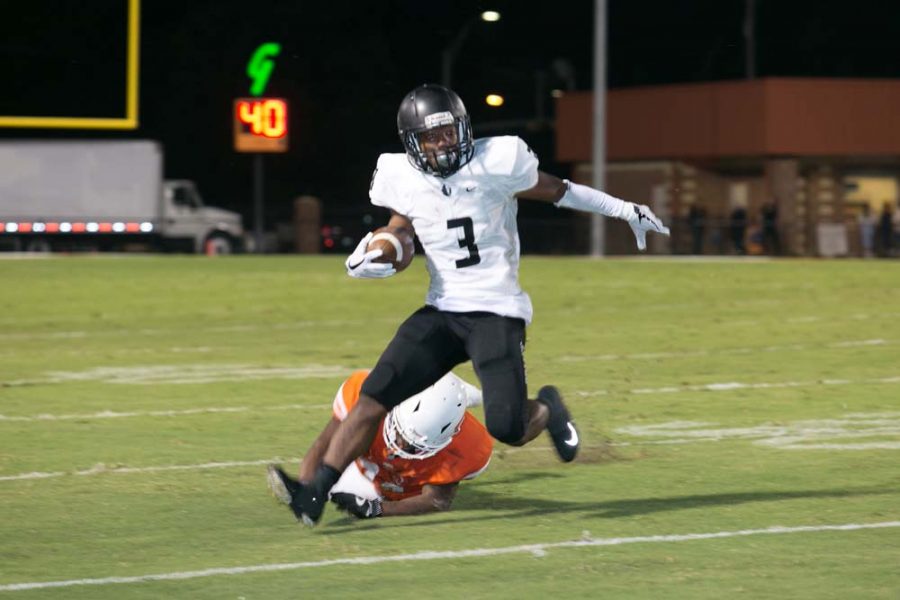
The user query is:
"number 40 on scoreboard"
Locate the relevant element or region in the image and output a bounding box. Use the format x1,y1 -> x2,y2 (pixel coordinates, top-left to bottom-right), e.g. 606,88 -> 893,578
233,98 -> 288,153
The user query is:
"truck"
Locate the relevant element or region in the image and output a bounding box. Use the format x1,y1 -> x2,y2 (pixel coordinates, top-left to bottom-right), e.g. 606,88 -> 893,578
0,140 -> 244,253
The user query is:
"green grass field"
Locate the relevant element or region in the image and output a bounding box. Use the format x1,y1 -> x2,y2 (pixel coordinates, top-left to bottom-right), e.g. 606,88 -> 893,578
1,255 -> 899,599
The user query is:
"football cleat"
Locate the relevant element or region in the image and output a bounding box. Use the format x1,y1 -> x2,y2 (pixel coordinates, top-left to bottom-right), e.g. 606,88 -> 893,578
266,465 -> 326,527
536,386 -> 580,462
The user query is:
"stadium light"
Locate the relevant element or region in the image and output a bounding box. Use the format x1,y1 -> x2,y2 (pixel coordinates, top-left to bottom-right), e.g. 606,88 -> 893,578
442,11 -> 501,88
485,94 -> 505,107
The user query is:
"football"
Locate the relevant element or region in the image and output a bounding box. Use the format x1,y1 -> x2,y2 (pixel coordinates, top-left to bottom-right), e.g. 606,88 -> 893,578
367,226 -> 415,272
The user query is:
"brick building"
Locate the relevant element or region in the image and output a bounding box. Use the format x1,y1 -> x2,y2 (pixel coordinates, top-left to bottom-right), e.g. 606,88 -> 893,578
555,78 -> 900,256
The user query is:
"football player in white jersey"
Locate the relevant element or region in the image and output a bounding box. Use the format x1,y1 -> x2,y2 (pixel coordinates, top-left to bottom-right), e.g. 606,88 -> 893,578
288,84 -> 669,527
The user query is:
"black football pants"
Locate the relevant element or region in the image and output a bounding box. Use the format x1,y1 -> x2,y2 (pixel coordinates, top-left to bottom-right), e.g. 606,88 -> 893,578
361,305 -> 528,444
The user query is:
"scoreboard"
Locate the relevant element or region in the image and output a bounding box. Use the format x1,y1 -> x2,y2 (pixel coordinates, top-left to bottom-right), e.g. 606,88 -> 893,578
233,97 -> 288,153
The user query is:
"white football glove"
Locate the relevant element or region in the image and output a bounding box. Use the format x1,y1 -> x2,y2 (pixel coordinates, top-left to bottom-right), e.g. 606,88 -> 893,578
623,203 -> 670,251
345,232 -> 396,279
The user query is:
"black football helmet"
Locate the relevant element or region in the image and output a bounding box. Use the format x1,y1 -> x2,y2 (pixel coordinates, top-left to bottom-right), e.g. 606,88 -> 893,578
397,84 -> 474,178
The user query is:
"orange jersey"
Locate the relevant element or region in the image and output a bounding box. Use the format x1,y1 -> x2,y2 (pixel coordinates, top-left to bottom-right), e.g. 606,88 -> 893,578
332,370 -> 493,501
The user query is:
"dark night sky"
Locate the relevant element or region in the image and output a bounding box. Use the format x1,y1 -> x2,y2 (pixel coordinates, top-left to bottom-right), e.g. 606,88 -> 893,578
3,0 -> 900,244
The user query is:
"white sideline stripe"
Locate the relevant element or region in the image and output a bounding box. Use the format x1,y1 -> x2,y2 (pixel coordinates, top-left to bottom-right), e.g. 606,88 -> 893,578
0,458 -> 298,482
0,404 -> 330,423
0,430 -> 890,482
3,374 -> 900,424
0,318 -> 400,342
1,521 -> 897,592
557,338 -> 891,363
614,413 -> 900,451
9,406 -> 898,482
7,310 -> 900,342
3,364 -> 351,387
574,374 -> 900,397
0,443 -> 616,482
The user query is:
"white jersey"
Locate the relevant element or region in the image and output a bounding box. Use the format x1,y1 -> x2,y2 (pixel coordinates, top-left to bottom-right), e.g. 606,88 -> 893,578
369,136 -> 539,323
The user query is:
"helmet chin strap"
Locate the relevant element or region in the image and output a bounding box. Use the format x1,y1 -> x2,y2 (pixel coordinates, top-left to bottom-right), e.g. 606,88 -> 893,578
434,150 -> 459,174
419,148 -> 459,178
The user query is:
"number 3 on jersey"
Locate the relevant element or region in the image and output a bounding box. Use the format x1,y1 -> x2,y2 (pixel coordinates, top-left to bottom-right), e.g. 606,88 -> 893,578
447,217 -> 480,268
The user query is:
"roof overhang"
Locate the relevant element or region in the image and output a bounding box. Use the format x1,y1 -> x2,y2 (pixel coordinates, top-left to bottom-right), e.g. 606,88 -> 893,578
555,78 -> 900,162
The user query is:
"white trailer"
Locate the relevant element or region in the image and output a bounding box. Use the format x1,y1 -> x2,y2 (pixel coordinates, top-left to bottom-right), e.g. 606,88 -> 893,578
0,140 -> 244,253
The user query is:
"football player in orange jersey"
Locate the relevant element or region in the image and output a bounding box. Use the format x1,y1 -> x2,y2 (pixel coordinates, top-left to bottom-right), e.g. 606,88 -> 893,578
268,370 -> 492,519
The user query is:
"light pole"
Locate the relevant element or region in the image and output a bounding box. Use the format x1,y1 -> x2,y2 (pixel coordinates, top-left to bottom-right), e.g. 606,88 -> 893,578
590,0 -> 607,256
743,0 -> 756,79
441,11 -> 500,89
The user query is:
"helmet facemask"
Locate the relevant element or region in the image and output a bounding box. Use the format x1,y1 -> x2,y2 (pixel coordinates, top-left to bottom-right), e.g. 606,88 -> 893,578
401,116 -> 474,178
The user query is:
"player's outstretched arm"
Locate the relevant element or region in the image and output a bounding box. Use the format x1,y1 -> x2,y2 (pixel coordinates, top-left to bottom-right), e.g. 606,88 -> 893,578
298,417 -> 341,482
331,483 -> 459,518
518,172 -> 670,251
383,483 -> 458,516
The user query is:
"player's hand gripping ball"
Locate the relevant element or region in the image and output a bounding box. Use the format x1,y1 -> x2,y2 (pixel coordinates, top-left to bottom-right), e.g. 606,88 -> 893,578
367,226 -> 415,272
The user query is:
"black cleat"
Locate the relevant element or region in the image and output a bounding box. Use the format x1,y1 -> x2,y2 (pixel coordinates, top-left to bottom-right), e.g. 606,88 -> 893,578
536,386 -> 580,462
266,465 -> 326,527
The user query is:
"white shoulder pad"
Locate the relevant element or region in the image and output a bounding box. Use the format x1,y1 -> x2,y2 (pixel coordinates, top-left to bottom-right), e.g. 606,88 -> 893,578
369,153 -> 416,216
472,136 -> 539,194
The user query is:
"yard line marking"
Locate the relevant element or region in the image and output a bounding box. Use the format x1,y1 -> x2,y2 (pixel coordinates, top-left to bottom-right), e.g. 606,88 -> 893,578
0,330 -> 89,340
574,374 -> 900,397
0,471 -> 66,481
7,308 -> 900,343
0,457 -> 299,482
0,521 -> 897,592
3,364 -> 352,387
0,403 -> 330,423
4,407 -> 899,483
3,407 -> 899,483
0,446 -> 582,482
3,374 -> 899,422
787,316 -> 820,323
614,413 -> 900,450
0,317 -> 401,342
830,339 -> 889,348
557,338 -> 891,363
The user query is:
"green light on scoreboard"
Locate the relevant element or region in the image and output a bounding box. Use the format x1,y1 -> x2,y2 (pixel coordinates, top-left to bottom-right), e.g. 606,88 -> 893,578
247,43 -> 281,97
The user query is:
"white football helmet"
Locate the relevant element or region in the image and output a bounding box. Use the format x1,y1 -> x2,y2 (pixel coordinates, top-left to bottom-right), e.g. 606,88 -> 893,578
382,373 -> 468,460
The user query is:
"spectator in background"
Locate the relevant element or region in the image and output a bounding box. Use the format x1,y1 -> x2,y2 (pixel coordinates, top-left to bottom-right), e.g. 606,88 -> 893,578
894,204 -> 900,256
878,203 -> 894,257
858,205 -> 876,258
688,204 -> 706,255
761,201 -> 780,256
729,205 -> 747,255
